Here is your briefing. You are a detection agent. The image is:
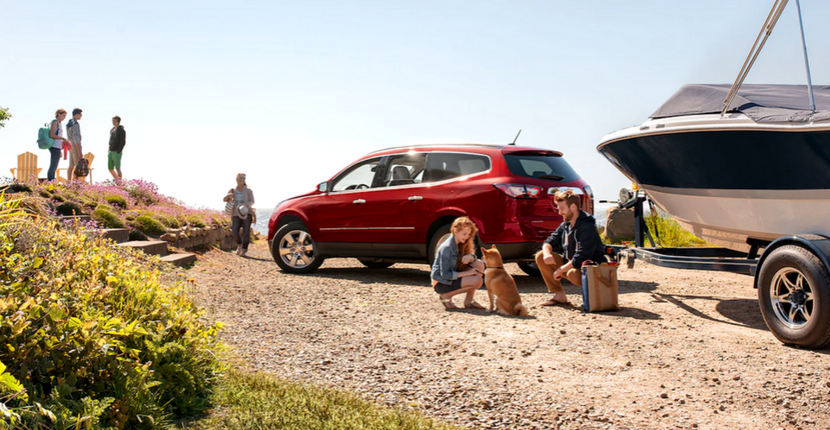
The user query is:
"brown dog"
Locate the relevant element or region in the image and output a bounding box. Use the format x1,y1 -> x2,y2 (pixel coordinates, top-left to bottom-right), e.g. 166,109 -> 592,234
481,245 -> 529,316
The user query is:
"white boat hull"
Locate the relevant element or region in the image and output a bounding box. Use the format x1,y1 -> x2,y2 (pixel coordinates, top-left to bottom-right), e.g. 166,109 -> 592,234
644,185 -> 830,252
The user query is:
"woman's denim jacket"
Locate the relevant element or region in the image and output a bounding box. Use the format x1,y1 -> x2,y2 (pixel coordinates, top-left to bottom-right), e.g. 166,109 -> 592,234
431,235 -> 460,285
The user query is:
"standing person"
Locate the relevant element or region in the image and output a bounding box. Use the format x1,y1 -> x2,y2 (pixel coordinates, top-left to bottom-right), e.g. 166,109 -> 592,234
66,108 -> 83,181
431,216 -> 486,310
535,190 -> 606,306
223,173 -> 255,256
108,116 -> 126,183
47,109 -> 69,181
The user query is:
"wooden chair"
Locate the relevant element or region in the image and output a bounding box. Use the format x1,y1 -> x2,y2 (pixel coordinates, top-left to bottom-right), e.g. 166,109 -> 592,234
57,152 -> 95,183
10,152 -> 41,182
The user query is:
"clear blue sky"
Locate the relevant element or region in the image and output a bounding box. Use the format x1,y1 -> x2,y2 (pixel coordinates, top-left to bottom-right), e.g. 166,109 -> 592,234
2,1 -> 829,210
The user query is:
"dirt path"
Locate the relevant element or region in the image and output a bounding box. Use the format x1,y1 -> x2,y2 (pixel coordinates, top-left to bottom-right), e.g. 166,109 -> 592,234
190,242 -> 830,429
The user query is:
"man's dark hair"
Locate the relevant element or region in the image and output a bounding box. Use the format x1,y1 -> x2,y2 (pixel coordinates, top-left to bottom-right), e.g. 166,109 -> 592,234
113,115 -> 121,124
72,108 -> 82,116
554,190 -> 581,210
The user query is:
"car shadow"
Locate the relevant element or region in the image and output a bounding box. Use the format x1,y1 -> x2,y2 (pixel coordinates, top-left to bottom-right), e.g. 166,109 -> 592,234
512,275 -> 659,295
308,266 -> 432,287
651,293 -> 768,331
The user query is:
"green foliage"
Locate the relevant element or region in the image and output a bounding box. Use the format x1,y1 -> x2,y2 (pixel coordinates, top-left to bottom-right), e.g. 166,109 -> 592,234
186,217 -> 206,229
38,190 -> 51,199
129,229 -> 148,241
105,195 -> 127,209
55,201 -> 82,216
185,369 -> 459,430
92,208 -> 125,229
0,106 -> 10,129
0,215 -> 224,429
645,210 -> 709,247
2,184 -> 32,194
134,215 -> 167,236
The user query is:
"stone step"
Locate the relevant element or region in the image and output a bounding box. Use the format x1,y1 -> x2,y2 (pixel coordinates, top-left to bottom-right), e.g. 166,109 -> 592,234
100,228 -> 130,243
57,215 -> 91,223
117,240 -> 168,256
160,253 -> 197,267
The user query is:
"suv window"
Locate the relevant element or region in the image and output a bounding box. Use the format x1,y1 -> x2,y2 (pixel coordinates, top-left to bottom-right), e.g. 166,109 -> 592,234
424,153 -> 491,182
331,157 -> 383,192
381,153 -> 427,187
504,154 -> 580,182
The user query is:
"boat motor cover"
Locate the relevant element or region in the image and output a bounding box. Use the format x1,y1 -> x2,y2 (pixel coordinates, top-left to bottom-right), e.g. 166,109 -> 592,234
650,84 -> 830,123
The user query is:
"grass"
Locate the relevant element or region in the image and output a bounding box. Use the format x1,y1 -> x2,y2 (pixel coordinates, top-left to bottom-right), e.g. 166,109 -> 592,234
601,209 -> 710,248
181,368 -> 462,430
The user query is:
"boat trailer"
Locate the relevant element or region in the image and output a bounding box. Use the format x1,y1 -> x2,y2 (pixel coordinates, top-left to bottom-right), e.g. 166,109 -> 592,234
602,191 -> 830,350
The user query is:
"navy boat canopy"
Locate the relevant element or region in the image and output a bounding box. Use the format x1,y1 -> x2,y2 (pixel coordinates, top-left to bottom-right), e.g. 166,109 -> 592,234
650,84 -> 830,123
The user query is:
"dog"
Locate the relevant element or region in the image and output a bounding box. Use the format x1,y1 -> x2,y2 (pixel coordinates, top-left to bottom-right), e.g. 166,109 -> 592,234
480,245 -> 529,316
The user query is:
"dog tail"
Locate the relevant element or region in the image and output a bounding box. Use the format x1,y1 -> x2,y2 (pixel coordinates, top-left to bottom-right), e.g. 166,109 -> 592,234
514,304 -> 529,317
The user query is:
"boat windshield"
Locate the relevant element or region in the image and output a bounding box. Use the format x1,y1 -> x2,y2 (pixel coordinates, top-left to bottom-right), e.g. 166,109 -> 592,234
504,154 -> 580,182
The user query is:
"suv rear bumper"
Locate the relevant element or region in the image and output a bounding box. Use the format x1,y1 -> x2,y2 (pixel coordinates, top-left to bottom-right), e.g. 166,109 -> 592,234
481,242 -> 542,262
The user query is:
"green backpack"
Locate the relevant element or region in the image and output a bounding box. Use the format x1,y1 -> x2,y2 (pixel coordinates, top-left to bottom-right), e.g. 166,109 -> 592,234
37,121 -> 56,149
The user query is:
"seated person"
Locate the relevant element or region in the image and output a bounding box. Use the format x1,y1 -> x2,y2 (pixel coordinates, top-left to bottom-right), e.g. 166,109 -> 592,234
536,190 -> 606,306
431,217 -> 486,310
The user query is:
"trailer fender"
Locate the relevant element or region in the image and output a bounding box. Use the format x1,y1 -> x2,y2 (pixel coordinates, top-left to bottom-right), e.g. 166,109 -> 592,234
753,235 -> 830,289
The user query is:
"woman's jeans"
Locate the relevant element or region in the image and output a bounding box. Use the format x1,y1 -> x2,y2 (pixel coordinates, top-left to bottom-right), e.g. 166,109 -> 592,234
47,147 -> 61,181
232,215 -> 252,250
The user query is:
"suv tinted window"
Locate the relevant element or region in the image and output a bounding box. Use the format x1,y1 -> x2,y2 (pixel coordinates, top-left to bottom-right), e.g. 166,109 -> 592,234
504,154 -> 579,182
381,153 -> 427,187
331,157 -> 383,192
424,153 -> 491,182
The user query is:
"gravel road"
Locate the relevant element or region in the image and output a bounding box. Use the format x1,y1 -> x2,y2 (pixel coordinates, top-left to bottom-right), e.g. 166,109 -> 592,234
190,242 -> 830,429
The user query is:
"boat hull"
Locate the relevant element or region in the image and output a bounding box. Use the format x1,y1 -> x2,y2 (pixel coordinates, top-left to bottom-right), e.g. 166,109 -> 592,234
598,125 -> 830,251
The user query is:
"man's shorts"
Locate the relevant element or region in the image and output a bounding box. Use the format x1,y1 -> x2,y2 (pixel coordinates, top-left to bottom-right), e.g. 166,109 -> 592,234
434,278 -> 463,294
108,151 -> 123,170
68,145 -> 82,173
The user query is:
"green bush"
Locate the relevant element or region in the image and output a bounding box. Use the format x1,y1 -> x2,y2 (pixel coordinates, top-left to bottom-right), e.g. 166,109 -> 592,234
153,213 -> 180,229
52,194 -> 65,203
92,207 -> 125,229
5,183 -> 33,193
55,201 -> 83,216
38,190 -> 52,198
129,229 -> 148,241
134,215 -> 167,236
0,216 -> 223,428
105,195 -> 127,209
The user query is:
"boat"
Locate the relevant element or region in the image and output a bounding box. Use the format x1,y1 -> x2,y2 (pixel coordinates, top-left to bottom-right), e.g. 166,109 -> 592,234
597,0 -> 830,252
597,84 -> 830,252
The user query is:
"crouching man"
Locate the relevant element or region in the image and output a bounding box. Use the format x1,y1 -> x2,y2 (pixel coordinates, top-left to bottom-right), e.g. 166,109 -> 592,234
536,190 -> 606,306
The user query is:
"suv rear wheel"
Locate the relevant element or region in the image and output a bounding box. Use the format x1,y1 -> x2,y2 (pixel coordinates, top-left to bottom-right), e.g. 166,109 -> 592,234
272,221 -> 324,274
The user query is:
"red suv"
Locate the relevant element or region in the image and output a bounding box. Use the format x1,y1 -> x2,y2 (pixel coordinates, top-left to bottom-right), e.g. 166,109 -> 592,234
267,144 -> 593,274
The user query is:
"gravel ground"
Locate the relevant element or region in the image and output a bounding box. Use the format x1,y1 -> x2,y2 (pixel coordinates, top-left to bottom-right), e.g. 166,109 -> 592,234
190,242 -> 830,430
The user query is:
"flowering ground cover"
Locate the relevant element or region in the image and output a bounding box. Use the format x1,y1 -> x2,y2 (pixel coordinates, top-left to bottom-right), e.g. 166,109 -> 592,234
1,178 -> 229,240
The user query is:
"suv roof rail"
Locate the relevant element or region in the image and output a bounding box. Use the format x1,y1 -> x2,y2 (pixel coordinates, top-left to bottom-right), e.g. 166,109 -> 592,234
367,143 -> 506,155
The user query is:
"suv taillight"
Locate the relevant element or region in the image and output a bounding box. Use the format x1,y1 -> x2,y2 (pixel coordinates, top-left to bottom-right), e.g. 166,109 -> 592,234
584,185 -> 595,215
494,183 -> 543,199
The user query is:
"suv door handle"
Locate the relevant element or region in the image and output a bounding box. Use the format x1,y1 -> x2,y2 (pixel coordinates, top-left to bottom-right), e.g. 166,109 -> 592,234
352,199 -> 366,204
407,196 -> 423,201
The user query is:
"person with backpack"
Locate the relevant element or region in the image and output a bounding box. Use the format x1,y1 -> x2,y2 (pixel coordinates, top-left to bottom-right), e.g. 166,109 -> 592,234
47,109 -> 69,181
66,108 -> 83,181
108,116 -> 126,183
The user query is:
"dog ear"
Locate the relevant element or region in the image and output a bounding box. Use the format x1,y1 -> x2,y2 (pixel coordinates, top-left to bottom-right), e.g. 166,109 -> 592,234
491,244 -> 496,249
480,247 -> 488,254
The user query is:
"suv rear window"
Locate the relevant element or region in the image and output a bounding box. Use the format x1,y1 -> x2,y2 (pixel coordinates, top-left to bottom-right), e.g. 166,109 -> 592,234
504,154 -> 579,182
424,153 -> 491,182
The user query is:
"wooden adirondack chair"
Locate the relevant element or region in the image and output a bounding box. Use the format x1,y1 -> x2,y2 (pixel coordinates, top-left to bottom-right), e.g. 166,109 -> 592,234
10,152 -> 41,182
57,152 -> 96,183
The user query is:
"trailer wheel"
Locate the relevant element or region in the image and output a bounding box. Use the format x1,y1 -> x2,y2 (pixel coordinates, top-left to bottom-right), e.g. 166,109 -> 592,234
757,245 -> 830,349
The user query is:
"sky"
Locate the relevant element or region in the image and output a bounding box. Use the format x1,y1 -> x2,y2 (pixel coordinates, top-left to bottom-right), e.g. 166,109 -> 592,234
2,0 -> 830,211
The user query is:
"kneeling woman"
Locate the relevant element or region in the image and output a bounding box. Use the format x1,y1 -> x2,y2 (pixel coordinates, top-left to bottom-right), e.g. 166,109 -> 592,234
431,217 -> 486,310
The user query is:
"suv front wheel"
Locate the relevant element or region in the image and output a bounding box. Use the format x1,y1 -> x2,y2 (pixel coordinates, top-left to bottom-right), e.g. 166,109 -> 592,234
272,221 -> 324,274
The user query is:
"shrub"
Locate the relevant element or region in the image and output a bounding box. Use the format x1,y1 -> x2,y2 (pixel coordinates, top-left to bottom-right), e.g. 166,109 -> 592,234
38,190 -> 51,198
52,194 -> 66,203
187,216 -> 206,229
134,215 -> 167,236
124,180 -> 160,206
5,183 -> 32,193
92,207 -> 125,229
0,215 -> 223,428
55,201 -> 83,216
105,194 -> 128,209
129,229 -> 147,241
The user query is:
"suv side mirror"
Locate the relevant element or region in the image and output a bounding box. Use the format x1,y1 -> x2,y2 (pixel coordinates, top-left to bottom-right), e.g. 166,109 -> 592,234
318,182 -> 328,193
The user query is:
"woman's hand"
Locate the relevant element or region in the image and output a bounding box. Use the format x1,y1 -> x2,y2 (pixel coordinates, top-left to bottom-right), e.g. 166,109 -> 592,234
462,269 -> 481,277
461,254 -> 474,265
